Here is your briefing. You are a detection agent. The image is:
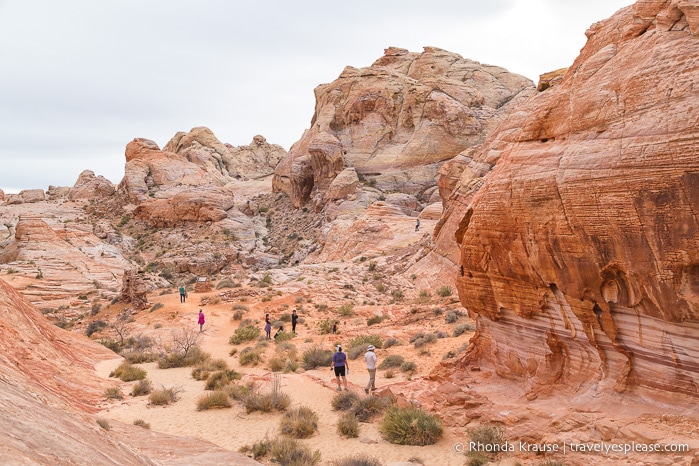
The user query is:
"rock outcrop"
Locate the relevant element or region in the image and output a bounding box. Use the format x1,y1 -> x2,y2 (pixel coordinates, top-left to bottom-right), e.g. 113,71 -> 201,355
69,169 -> 116,200
273,46 -> 534,209
0,215 -> 131,311
4,189 -> 46,204
165,128 -> 286,180
441,0 -> 699,398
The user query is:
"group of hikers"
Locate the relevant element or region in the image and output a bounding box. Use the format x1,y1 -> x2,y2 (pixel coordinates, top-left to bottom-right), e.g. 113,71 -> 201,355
186,285 -> 379,393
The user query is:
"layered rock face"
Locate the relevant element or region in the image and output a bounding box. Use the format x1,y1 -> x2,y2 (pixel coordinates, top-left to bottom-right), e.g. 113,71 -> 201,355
0,215 -> 131,310
445,0 -> 699,398
273,47 -> 534,208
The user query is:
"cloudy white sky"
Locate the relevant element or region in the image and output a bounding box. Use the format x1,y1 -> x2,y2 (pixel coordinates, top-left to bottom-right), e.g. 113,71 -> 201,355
0,0 -> 631,193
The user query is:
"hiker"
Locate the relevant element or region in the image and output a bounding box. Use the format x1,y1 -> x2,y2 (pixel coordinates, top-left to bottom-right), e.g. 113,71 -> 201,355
264,313 -> 272,340
291,310 -> 298,333
415,218 -> 420,232
274,325 -> 284,340
364,345 -> 377,394
179,285 -> 187,303
198,309 -> 205,332
332,321 -> 338,334
330,345 -> 349,391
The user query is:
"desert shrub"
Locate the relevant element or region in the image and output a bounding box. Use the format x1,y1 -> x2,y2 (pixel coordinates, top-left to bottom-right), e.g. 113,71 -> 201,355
336,412 -> 360,438
347,345 -> 366,360
331,390 -> 361,411
348,334 -> 383,350
411,332 -> 437,348
436,285 -> 452,297
86,320 -> 107,337
148,386 -> 182,405
225,383 -> 252,401
380,406 -> 443,445
338,303 -> 354,316
91,303 -> 102,315
318,318 -> 336,335
466,423 -> 506,464
232,303 -> 249,311
110,362 -> 147,382
99,338 -> 120,353
205,370 -> 241,390
400,361 -> 418,372
96,418 -> 110,430
216,279 -> 236,289
197,390 -> 231,411
302,346 -> 333,370
366,315 -> 384,326
453,323 -> 476,337
538,462 -> 565,466
375,282 -> 385,293
239,348 -> 262,366
158,345 -> 208,369
435,330 -> 448,339
105,387 -> 123,400
230,325 -> 261,345
279,406 -> 318,438
385,369 -> 396,378
378,354 -> 404,369
274,330 -> 295,342
391,289 -> 404,300
383,337 -> 401,349
232,310 -> 244,320
133,419 -> 150,429
331,453 -> 383,466
122,350 -> 159,364
444,311 -> 460,323
240,436 -> 320,465
130,379 -> 152,396
352,395 -> 391,422
465,451 -> 491,466
150,302 -> 164,312
243,389 -> 290,413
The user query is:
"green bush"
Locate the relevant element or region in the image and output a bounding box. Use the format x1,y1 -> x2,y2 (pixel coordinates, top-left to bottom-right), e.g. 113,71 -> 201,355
302,346 -> 333,370
330,453 -> 382,466
318,318 -> 336,335
230,325 -> 261,345
240,436 -> 320,466
348,334 -> 383,350
239,348 -> 262,366
105,387 -> 123,400
148,386 -> 181,405
196,390 -> 231,411
110,362 -> 147,382
352,395 -> 392,422
338,303 -> 354,316
366,315 -> 385,326
205,370 -> 241,390
453,323 -> 476,337
85,320 -> 107,337
380,406 -> 443,445
331,390 -> 360,411
383,337 -> 401,348
130,379 -> 153,397
378,354 -> 404,369
225,383 -> 252,401
243,389 -> 291,413
436,286 -> 452,297
157,346 -> 209,369
279,406 -> 318,438
216,279 -> 237,289
444,311 -> 460,323
400,361 -> 418,372
336,412 -> 359,438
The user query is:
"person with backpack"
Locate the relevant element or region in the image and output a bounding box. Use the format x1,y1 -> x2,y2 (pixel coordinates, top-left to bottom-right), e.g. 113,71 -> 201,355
330,345 -> 349,391
179,285 -> 187,303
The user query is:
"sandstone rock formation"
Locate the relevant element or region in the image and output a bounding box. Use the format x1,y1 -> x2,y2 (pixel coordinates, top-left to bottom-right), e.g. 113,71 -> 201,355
165,128 -> 286,180
69,169 -> 116,200
273,47 -> 534,209
439,0 -> 699,398
0,214 -> 130,311
4,188 -> 46,204
119,269 -> 149,310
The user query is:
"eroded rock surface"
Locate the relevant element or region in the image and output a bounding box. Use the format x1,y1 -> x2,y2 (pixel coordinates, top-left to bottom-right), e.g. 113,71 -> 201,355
440,0 -> 699,398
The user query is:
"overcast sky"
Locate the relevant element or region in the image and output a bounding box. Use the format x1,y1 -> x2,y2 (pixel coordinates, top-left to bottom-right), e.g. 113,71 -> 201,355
0,0 -> 631,193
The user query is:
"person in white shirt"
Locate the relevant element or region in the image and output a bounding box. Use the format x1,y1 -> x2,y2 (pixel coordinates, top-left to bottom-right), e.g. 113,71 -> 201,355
364,345 -> 377,394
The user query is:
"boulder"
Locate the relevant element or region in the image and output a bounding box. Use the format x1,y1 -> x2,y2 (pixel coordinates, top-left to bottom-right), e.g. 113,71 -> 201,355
69,170 -> 115,200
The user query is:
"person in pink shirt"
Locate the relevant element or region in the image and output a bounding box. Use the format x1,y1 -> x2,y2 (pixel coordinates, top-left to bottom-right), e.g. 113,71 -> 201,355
198,309 -> 205,332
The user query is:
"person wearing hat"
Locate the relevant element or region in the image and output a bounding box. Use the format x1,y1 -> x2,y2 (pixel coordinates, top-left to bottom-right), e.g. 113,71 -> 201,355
330,344 -> 349,391
364,345 -> 377,394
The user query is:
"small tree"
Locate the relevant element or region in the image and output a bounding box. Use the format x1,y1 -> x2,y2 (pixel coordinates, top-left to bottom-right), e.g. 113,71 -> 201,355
171,327 -> 202,358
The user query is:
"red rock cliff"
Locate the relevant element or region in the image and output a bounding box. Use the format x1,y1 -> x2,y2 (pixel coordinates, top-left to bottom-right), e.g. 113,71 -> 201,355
445,0 -> 699,398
